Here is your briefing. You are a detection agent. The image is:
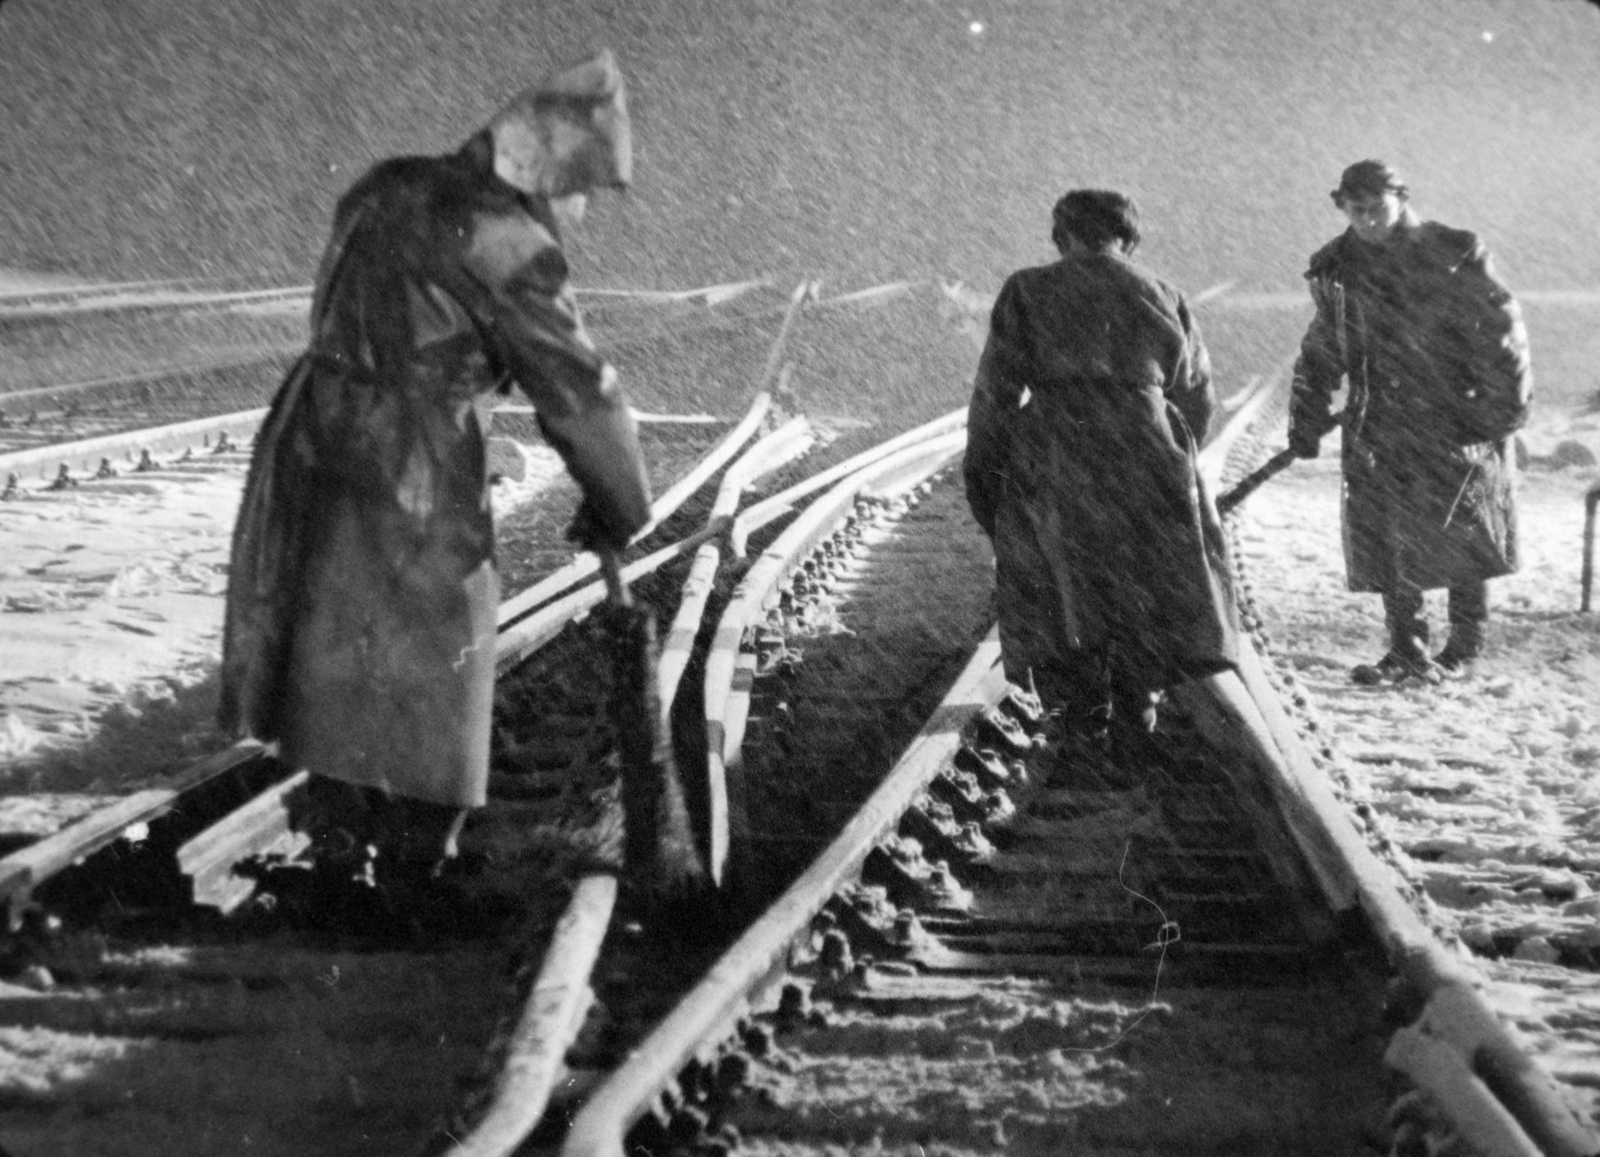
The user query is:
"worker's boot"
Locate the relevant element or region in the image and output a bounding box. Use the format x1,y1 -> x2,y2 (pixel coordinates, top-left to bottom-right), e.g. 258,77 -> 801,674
1351,593 -> 1441,686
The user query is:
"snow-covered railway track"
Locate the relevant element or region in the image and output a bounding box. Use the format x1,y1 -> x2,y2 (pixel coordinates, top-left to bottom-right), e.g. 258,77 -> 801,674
540,473 -> 1591,1156
0,397 -> 946,1155
0,277 -> 784,465
449,455 -> 1593,1156
1,395 -> 1594,1156
0,405 -> 267,495
0,357 -> 288,465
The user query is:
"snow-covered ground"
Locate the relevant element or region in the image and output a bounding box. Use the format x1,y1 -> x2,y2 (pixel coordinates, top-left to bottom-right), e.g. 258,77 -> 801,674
0,441 -> 565,802
1237,404 -> 1600,1096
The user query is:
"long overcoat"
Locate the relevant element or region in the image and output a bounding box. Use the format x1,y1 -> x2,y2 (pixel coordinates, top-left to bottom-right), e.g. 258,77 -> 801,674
964,250 -> 1239,694
1288,216 -> 1532,593
219,133 -> 650,808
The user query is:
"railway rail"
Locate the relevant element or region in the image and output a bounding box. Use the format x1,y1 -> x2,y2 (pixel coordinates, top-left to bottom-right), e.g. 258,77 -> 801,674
2,299 -> 1598,1155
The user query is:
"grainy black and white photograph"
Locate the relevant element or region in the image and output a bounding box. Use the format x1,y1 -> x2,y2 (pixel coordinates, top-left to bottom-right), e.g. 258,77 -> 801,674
1,2 -> 1599,1154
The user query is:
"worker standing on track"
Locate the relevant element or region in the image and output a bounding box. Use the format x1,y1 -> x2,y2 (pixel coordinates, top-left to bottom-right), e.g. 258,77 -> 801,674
964,189 -> 1240,762
1287,160 -> 1532,685
219,51 -> 650,894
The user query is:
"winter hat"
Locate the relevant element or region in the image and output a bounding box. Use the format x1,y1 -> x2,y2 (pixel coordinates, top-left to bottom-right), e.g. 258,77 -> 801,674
1331,159 -> 1408,206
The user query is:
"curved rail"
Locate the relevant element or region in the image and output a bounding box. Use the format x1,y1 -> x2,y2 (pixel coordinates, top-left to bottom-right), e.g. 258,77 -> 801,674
703,428 -> 967,887
729,406 -> 968,557
496,389 -> 773,628
562,633 -> 1007,1157
432,409 -> 817,1157
0,398 -> 774,923
495,279 -> 812,628
656,413 -> 817,709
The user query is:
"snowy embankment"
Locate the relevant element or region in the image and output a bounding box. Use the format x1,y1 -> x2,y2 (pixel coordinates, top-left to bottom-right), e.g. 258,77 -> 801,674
1238,406 -> 1600,1094
0,441 -> 564,794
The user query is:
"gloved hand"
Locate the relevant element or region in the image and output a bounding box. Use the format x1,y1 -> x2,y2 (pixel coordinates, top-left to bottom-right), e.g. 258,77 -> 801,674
1287,424 -> 1323,459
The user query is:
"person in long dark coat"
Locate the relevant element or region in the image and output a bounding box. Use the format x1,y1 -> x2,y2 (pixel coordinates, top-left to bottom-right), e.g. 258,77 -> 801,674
1287,160 -> 1532,684
219,51 -> 650,875
965,189 -> 1240,750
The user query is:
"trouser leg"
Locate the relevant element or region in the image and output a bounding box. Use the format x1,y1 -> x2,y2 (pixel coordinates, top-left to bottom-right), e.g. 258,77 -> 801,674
1031,649 -> 1113,736
1447,580 -> 1488,644
1440,579 -> 1489,664
1382,584 -> 1430,660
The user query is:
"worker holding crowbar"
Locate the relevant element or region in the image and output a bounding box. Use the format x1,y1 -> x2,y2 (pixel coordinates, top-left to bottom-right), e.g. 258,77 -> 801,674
220,50 -> 704,918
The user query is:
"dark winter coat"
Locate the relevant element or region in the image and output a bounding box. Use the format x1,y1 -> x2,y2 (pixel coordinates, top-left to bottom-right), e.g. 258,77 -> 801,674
964,249 -> 1240,692
1288,215 -> 1532,593
220,133 -> 650,808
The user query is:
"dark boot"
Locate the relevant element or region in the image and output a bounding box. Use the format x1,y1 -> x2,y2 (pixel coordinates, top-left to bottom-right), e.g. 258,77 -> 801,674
1351,590 -> 1441,685
1436,583 -> 1488,673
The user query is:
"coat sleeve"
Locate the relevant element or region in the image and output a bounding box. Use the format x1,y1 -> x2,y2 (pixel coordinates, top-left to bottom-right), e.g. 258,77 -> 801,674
1288,270 -> 1344,452
456,207 -> 651,549
964,277 -> 1030,538
1443,242 -> 1532,444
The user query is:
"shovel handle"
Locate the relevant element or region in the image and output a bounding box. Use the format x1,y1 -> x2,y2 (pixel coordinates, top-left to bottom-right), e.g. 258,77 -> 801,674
1216,447 -> 1300,515
1215,408 -> 1345,516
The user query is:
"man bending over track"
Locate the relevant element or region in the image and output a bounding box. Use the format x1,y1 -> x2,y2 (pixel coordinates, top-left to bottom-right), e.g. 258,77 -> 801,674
964,189 -> 1241,766
219,51 -> 650,895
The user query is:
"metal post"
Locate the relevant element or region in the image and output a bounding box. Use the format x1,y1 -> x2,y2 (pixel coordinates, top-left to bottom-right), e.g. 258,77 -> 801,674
1583,482 -> 1600,613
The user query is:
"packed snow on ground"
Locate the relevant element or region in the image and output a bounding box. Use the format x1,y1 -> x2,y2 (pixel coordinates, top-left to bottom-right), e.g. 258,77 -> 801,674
1237,401 -> 1600,1091
0,440 -> 565,811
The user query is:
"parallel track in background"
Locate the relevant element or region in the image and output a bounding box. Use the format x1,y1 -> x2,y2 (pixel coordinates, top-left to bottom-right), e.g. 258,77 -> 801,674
0,278 -> 782,463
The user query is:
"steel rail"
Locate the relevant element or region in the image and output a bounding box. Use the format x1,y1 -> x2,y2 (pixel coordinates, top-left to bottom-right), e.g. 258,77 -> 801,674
438,412 -> 816,1157
558,434 -> 1590,1156
656,414 -> 817,710
439,872 -> 617,1157
1212,644 -> 1600,1157
0,408 -> 760,924
0,740 -> 269,927
491,413 -> 816,678
0,407 -> 268,482
495,390 -> 772,629
493,277 -> 810,628
702,429 -> 967,887
556,608 -> 1592,1157
561,631 -> 1007,1157
729,406 -> 968,557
